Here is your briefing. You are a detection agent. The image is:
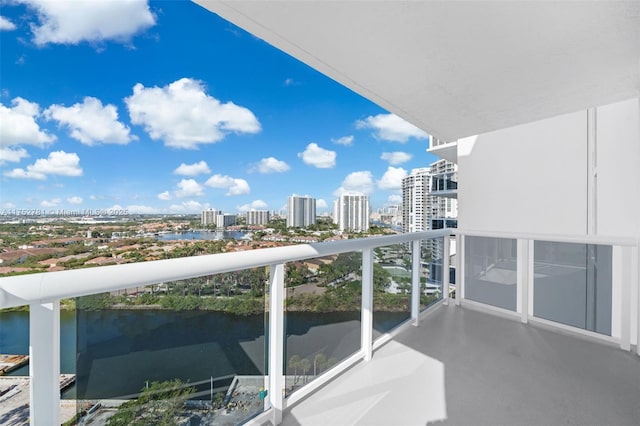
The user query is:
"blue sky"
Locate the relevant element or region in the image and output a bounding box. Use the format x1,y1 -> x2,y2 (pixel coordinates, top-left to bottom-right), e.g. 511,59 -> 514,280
0,0 -> 438,215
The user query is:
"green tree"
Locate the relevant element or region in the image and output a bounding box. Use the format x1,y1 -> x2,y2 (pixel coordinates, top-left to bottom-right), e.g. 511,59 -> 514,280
288,355 -> 301,384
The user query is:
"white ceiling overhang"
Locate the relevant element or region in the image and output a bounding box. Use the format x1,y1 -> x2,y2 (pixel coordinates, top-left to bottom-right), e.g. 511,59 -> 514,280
194,1 -> 640,141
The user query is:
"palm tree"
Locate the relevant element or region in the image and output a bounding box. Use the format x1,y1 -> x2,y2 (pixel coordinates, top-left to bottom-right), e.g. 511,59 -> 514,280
288,355 -> 301,384
313,353 -> 327,376
299,358 -> 311,384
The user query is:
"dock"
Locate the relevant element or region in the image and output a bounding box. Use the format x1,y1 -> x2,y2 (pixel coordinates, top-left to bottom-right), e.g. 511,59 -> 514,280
0,354 -> 29,375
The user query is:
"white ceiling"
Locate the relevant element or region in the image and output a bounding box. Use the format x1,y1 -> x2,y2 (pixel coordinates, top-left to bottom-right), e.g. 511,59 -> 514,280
194,1 -> 640,141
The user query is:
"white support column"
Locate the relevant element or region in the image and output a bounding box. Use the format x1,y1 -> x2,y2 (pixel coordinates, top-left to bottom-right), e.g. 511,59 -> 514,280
456,234 -> 464,306
621,247 -> 632,351
517,239 -> 529,323
411,240 -> 422,326
442,235 -> 450,306
30,300 -> 60,426
268,263 -> 285,425
361,248 -> 374,361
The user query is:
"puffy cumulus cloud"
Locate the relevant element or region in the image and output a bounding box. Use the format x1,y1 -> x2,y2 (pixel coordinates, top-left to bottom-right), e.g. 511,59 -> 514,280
44,97 -> 135,145
356,113 -> 428,143
157,191 -> 171,201
169,200 -> 208,214
237,199 -> 268,212
333,171 -> 374,196
205,174 -> 250,196
388,194 -> 403,204
332,135 -> 354,146
380,151 -> 412,165
41,198 -> 61,208
250,157 -> 290,174
125,204 -> 162,214
0,97 -> 56,148
298,143 -> 336,169
4,151 -> 82,180
0,147 -> 29,165
173,160 -> 211,176
377,166 -> 408,190
125,78 -> 261,149
67,196 -> 82,204
0,16 -> 17,31
18,0 -> 155,45
316,199 -> 328,209
174,179 -> 204,198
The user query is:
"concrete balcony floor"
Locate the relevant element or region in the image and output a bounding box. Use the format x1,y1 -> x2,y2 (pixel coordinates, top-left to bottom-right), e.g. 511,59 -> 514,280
281,304 -> 640,426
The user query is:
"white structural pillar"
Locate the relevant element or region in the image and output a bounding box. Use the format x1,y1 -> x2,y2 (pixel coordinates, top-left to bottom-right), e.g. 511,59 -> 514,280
361,248 -> 374,361
268,264 -> 285,424
442,236 -> 450,306
30,301 -> 60,426
621,247 -> 632,351
411,240 -> 422,325
517,239 -> 530,323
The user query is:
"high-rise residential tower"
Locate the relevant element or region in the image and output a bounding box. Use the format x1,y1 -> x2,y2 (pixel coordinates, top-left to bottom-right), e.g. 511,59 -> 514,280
286,195 -> 316,227
333,194 -> 370,232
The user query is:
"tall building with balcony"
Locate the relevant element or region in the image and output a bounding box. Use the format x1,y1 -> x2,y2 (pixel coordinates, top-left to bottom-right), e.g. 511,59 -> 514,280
333,193 -> 370,232
246,210 -> 270,226
201,208 -> 221,226
215,214 -> 237,229
286,195 -> 316,228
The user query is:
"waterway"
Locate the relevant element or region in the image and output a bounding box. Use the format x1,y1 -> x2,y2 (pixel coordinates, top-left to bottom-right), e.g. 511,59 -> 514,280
157,230 -> 250,241
0,309 -> 409,400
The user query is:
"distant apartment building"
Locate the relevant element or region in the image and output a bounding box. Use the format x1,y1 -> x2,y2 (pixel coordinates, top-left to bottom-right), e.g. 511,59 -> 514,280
287,195 -> 316,227
246,210 -> 270,226
333,194 -> 370,232
201,209 -> 222,226
216,214 -> 237,229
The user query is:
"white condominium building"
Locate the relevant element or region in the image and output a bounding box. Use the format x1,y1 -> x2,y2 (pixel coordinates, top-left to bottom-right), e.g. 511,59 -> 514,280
246,210 -> 270,226
333,194 -> 370,232
286,195 -> 316,227
201,209 -> 222,226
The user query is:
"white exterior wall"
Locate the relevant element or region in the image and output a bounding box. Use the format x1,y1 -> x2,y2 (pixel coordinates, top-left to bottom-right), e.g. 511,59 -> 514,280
458,98 -> 640,346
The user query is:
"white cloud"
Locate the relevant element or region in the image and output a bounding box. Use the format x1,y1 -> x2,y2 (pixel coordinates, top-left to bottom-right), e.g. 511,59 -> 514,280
4,151 -> 82,180
237,199 -> 268,212
173,161 -> 211,176
283,78 -> 299,87
44,97 -> 135,145
169,200 -> 208,214
388,194 -> 402,204
41,198 -> 61,208
0,147 -> 29,165
380,151 -> 412,165
316,199 -> 328,209
19,0 -> 156,45
205,174 -> 250,196
174,179 -> 204,198
332,135 -> 354,146
125,78 -> 261,149
356,113 -> 429,143
377,166 -> 408,190
157,191 -> 171,201
125,204 -> 161,214
298,143 -> 336,168
67,196 -> 82,204
333,171 -> 374,196
0,97 -> 56,148
0,16 -> 17,31
2,202 -> 17,209
251,157 -> 290,174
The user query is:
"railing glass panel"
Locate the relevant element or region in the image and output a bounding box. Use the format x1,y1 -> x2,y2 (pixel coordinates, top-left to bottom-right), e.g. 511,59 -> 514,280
422,237 -> 444,310
284,252 -> 362,397
373,244 -> 412,334
465,236 -> 517,311
75,269 -> 268,424
533,241 -> 612,335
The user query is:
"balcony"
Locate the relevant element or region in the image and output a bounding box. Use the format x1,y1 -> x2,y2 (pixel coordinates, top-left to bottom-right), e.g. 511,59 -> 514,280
0,229 -> 639,425
430,172 -> 458,198
427,138 -> 458,164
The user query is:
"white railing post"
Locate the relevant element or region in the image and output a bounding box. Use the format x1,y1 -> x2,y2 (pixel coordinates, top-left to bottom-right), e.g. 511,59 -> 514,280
443,235 -> 450,306
411,240 -> 421,325
30,300 -> 60,425
517,239 -> 530,323
361,248 -> 374,361
621,247 -> 632,351
456,234 -> 464,305
268,263 -> 285,424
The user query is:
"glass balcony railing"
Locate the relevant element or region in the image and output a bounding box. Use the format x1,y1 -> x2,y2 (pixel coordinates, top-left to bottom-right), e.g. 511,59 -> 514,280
0,230 -> 452,425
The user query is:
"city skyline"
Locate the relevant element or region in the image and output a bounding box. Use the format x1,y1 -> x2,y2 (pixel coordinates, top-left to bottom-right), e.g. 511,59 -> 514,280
0,1 -> 439,216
